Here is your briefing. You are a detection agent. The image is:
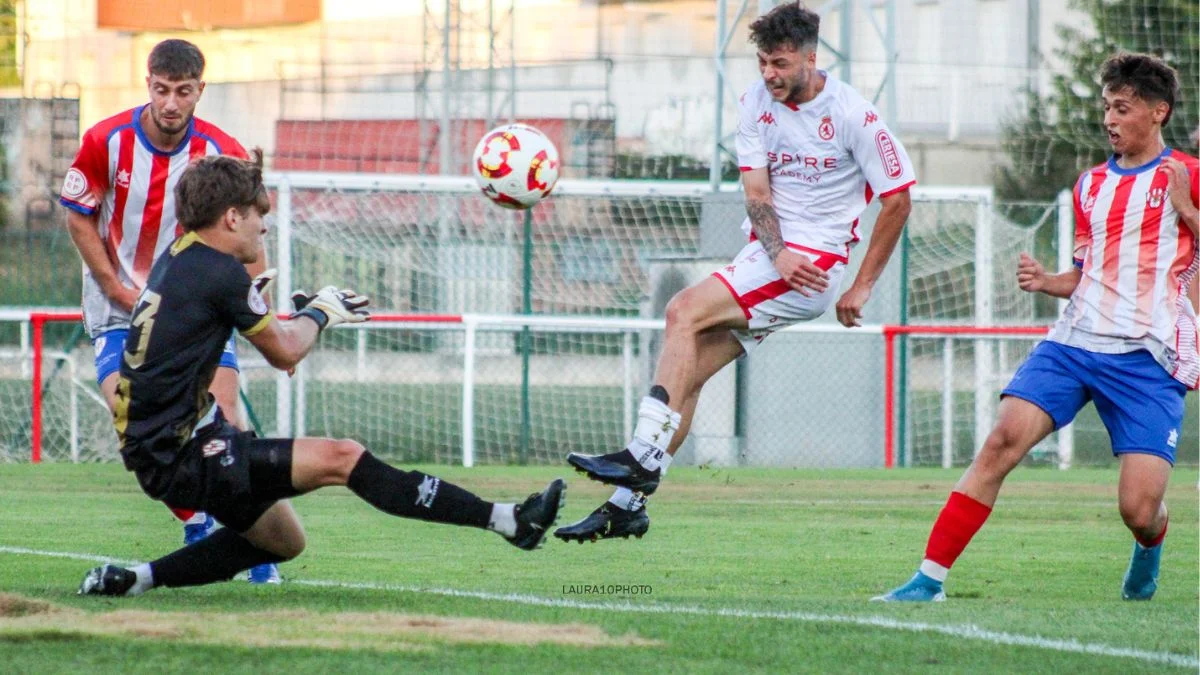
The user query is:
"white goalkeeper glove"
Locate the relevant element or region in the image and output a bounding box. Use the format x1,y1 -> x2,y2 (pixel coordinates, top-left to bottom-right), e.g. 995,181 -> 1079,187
251,268 -> 278,297
292,285 -> 370,330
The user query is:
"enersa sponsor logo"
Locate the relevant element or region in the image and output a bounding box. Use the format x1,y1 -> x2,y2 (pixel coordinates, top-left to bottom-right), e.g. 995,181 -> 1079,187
875,130 -> 902,179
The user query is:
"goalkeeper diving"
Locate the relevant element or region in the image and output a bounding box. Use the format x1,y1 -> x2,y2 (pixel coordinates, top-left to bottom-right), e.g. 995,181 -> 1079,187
79,151 -> 565,597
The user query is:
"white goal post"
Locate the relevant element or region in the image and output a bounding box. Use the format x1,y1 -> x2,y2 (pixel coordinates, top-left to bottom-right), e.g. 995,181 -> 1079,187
2,174 -> 1079,468
9,310 -> 1076,470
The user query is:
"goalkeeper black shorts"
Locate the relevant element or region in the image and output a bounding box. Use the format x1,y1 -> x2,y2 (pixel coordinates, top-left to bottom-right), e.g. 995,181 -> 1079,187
138,411 -> 299,533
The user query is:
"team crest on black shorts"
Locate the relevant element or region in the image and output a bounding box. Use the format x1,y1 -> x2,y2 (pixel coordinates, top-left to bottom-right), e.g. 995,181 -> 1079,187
202,439 -> 227,458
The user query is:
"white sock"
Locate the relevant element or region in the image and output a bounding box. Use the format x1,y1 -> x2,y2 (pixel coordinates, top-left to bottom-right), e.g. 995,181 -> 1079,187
184,511 -> 209,526
608,487 -> 647,511
128,563 -> 155,596
919,559 -> 949,583
658,452 -> 674,476
628,396 -> 681,471
488,503 -> 516,537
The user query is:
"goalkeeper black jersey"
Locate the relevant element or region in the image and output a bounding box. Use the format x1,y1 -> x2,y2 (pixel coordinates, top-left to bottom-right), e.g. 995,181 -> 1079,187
114,231 -> 272,472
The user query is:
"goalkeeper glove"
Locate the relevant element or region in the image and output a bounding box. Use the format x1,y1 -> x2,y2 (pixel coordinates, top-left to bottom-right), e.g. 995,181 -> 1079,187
251,268 -> 277,297
293,285 -> 370,330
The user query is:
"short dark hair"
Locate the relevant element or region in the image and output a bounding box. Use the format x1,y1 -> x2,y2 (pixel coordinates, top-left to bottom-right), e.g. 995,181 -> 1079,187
175,149 -> 270,232
1100,52 -> 1180,125
148,39 -> 205,80
749,2 -> 820,54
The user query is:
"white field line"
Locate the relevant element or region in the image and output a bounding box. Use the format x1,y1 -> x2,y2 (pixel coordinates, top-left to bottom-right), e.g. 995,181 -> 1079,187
0,546 -> 1195,669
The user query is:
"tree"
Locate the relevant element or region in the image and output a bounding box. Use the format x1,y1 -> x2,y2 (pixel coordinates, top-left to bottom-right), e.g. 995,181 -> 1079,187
996,0 -> 1199,201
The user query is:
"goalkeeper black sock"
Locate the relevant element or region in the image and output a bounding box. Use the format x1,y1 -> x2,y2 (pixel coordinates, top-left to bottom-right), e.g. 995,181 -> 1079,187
150,527 -> 286,589
346,451 -> 492,529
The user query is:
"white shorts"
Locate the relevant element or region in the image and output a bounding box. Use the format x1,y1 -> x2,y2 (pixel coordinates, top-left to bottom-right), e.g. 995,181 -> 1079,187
711,241 -> 846,353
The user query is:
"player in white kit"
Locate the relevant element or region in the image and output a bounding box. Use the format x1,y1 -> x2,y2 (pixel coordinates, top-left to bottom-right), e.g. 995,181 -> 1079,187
555,2 -> 916,542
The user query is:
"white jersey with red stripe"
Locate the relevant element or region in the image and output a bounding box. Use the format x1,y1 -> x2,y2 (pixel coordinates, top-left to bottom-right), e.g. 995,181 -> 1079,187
60,106 -> 247,338
735,72 -> 916,260
1048,148 -> 1200,388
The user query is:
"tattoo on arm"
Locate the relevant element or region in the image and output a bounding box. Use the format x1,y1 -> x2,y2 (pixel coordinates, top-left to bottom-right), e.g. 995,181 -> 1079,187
747,199 -> 785,262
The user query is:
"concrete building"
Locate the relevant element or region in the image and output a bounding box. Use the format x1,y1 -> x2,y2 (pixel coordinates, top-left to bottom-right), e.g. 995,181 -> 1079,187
11,0 -> 1085,186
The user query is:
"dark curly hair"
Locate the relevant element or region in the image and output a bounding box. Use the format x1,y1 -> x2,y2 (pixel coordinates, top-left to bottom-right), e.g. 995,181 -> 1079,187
175,149 -> 270,231
148,39 -> 205,80
1100,52 -> 1180,125
749,2 -> 820,54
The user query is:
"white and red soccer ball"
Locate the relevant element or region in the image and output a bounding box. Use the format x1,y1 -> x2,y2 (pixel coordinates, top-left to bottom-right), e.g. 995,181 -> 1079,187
471,123 -> 559,209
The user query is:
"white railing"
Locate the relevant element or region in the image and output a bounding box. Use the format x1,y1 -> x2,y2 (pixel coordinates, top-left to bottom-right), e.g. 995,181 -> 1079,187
5,310 -> 1082,470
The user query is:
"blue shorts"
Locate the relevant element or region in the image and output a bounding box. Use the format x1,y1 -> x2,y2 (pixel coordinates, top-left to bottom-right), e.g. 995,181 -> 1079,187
93,329 -> 239,386
1002,341 -> 1187,465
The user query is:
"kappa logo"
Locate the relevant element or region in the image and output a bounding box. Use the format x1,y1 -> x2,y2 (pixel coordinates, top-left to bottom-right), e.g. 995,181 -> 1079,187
1167,428 -> 1178,449
1146,186 -> 1167,209
201,439 -> 227,458
724,265 -> 736,275
415,475 -> 441,508
1082,193 -> 1097,214
115,169 -> 131,189
818,115 -> 835,141
758,112 -> 776,125
863,110 -> 878,127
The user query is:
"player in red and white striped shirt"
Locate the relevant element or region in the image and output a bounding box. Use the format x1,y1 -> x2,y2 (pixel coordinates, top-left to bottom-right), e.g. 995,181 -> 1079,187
61,39 -> 278,584
878,52 -> 1198,602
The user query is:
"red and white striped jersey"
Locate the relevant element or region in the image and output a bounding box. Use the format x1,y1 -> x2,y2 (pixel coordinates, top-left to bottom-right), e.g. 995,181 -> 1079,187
59,105 -> 247,338
735,73 -> 916,261
1048,148 -> 1200,388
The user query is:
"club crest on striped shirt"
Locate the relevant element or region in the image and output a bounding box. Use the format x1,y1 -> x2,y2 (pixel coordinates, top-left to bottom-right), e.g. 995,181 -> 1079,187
1146,187 -> 1166,209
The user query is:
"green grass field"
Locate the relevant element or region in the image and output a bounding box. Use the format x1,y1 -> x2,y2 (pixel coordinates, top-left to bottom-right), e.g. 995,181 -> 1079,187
0,464 -> 1196,673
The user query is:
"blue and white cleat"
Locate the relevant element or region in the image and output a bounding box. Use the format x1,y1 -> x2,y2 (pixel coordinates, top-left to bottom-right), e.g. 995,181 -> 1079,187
1121,541 -> 1161,601
871,571 -> 946,602
248,563 -> 282,585
183,514 -> 215,546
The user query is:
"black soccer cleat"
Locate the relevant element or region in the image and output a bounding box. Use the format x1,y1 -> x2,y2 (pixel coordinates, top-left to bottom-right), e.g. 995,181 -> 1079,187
78,564 -> 139,597
567,450 -> 661,495
554,502 -> 650,543
507,478 -> 567,551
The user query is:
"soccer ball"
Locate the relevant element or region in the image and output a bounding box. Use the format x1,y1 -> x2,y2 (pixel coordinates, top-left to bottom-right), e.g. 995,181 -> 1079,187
471,123 -> 560,209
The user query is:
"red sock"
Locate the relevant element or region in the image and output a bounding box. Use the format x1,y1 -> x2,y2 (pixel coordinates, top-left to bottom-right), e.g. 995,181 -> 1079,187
1135,517 -> 1168,548
169,507 -> 196,522
924,491 -> 993,569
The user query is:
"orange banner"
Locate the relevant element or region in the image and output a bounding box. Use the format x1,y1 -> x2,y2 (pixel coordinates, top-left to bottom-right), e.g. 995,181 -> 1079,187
97,0 -> 320,30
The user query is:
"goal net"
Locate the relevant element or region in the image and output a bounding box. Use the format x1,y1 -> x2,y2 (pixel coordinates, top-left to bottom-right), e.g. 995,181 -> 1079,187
9,177 -> 1190,468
